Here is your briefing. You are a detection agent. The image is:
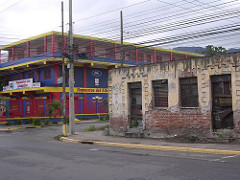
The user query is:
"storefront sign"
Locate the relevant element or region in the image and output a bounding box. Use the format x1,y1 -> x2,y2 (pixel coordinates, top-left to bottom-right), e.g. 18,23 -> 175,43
91,70 -> 102,77
9,78 -> 33,90
76,88 -> 108,93
57,77 -> 63,84
2,78 -> 41,91
32,82 -> 41,88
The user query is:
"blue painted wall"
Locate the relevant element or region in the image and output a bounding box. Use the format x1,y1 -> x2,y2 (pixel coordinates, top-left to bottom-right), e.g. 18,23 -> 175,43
86,68 -> 108,88
39,66 -> 55,86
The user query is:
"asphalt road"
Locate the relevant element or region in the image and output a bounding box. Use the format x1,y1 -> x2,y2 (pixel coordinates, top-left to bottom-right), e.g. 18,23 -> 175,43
0,122 -> 240,180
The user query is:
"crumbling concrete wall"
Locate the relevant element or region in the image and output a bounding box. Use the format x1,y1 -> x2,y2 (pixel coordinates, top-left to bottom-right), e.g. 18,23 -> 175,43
108,52 -> 240,137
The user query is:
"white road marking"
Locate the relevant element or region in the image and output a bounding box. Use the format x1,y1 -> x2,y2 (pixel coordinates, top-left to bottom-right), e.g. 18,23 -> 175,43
210,155 -> 238,162
89,148 -> 99,151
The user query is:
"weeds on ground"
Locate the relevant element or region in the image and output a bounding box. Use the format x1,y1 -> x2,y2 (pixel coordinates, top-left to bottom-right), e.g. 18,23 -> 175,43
81,124 -> 109,132
6,121 -> 12,126
16,119 -> 22,125
33,119 -> 42,126
26,118 -> 33,124
44,119 -> 51,126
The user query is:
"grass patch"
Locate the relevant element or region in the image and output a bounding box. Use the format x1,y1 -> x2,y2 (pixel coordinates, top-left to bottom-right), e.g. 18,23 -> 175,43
82,124 -> 109,132
6,121 -> 12,126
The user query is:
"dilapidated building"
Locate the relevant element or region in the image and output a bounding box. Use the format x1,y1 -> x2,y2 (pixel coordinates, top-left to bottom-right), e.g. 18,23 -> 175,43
108,52 -> 240,138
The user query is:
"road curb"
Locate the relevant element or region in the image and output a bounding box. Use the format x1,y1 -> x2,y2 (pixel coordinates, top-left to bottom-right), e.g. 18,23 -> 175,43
0,126 -> 41,132
60,137 -> 240,155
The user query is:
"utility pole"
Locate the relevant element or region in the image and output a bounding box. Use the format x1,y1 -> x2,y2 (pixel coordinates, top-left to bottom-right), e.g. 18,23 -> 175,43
61,1 -> 67,136
69,0 -> 75,135
120,10 -> 124,68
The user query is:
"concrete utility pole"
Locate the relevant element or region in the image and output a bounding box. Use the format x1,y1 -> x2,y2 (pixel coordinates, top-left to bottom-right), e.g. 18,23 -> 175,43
69,0 -> 75,135
120,10 -> 124,68
61,1 -> 67,136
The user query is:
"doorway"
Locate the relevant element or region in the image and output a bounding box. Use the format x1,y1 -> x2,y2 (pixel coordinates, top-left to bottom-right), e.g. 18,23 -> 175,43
129,82 -> 142,128
211,75 -> 233,130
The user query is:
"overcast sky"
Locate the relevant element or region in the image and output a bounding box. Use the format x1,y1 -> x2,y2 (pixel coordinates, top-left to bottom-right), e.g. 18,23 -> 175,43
0,0 -> 240,49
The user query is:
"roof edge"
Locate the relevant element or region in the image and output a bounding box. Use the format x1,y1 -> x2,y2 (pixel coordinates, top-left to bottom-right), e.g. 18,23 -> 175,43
0,31 -> 204,57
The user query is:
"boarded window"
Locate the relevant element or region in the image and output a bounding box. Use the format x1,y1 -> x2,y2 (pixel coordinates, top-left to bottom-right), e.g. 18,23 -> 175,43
180,77 -> 198,107
44,69 -> 51,80
153,80 -> 168,107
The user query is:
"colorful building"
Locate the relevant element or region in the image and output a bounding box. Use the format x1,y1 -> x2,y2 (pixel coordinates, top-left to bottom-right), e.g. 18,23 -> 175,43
0,31 -> 204,124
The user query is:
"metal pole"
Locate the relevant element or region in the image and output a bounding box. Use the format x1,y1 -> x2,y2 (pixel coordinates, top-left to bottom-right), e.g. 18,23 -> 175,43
61,1 -> 67,136
120,10 -> 123,68
69,0 -> 75,135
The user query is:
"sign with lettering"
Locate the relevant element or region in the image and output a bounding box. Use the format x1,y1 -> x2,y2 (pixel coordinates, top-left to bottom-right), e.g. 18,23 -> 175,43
9,78 -> 33,90
91,70 -> 102,77
2,78 -> 40,91
76,88 -> 108,93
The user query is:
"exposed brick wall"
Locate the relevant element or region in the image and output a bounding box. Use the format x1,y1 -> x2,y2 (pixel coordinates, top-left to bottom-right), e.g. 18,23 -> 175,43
110,115 -> 130,134
145,108 -> 211,135
108,52 -> 240,137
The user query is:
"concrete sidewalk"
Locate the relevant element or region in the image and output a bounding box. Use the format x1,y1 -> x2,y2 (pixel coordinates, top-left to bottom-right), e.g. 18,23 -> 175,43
61,130 -> 240,155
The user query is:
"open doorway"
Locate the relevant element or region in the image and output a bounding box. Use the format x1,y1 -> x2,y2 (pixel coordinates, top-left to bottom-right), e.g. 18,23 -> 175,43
211,75 -> 233,130
129,82 -> 142,128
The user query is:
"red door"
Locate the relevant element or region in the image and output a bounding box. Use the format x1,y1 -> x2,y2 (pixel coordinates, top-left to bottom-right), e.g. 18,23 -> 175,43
10,99 -> 20,118
36,99 -> 44,117
26,99 -> 34,117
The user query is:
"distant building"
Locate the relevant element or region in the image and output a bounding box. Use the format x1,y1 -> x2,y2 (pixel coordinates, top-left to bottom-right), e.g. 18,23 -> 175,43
0,31 -> 203,124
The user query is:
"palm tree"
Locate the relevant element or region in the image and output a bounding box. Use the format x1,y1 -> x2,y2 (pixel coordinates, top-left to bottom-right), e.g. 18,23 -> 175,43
47,100 -> 63,118
0,96 -> 8,116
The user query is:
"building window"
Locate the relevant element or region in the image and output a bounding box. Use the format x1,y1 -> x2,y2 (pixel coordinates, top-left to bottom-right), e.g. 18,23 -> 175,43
28,72 -> 34,80
12,74 -> 19,81
180,77 -> 198,107
44,69 -> 51,80
156,55 -> 162,62
139,54 -> 144,61
147,54 -> 151,62
106,49 -> 114,58
153,80 -> 168,107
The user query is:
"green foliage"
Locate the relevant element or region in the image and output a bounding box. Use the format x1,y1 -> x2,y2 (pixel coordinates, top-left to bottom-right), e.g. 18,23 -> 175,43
132,119 -> 139,127
44,119 -> 51,126
47,100 -> 63,118
202,45 -> 226,56
52,121 -> 58,124
99,116 -> 105,121
101,98 -> 108,112
97,124 -> 109,130
27,118 -> 33,124
105,115 -> 109,121
65,117 -> 69,124
82,125 -> 96,132
218,134 -> 224,139
0,96 -> 8,114
0,76 -> 8,92
16,119 -> 22,125
82,124 -> 110,132
33,119 -> 42,126
6,121 -> 12,126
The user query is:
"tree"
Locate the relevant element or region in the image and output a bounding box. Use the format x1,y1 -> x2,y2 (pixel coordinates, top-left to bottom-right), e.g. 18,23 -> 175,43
0,96 -> 8,116
202,45 -> 226,56
0,76 -> 7,91
47,100 -> 63,118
